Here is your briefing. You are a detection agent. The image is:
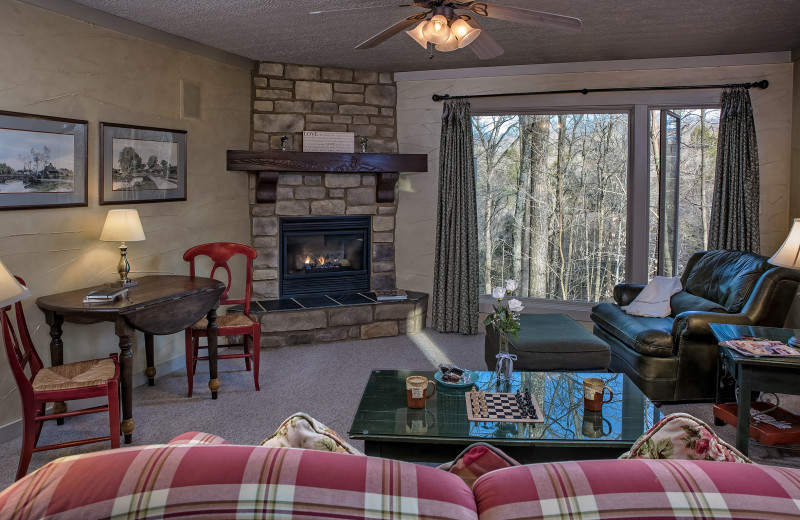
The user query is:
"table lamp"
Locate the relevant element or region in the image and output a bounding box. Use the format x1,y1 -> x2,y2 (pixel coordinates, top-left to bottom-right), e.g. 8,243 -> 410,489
100,209 -> 146,288
0,259 -> 30,308
768,217 -> 800,346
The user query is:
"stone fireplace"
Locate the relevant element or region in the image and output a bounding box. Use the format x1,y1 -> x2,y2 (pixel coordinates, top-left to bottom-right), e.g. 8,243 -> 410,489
233,61 -> 428,348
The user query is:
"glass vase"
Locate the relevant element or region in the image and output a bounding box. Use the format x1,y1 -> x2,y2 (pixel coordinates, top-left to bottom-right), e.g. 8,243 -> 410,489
495,330 -> 514,388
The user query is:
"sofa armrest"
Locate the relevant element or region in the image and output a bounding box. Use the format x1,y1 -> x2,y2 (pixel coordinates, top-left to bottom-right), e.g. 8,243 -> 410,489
614,283 -> 646,306
672,310 -> 754,339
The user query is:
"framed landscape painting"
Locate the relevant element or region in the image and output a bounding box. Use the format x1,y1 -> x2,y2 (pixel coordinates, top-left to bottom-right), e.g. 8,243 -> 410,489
100,122 -> 187,204
0,111 -> 88,210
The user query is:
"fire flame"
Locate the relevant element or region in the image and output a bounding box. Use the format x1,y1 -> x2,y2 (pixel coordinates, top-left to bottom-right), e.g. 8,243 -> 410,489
317,256 -> 325,265
305,256 -> 311,264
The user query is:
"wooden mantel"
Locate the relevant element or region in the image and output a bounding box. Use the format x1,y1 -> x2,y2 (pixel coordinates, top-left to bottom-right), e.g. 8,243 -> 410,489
226,150 -> 428,203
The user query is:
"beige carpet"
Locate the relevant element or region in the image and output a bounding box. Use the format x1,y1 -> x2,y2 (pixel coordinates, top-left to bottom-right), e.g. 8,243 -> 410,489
0,329 -> 798,490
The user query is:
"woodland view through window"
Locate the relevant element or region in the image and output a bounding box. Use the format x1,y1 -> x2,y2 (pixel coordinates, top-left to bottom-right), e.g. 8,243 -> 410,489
474,107 -> 720,303
474,113 -> 628,302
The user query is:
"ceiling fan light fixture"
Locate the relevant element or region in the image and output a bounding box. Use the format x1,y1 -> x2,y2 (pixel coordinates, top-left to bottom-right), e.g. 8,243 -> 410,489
405,20 -> 428,48
435,32 -> 459,52
421,14 -> 451,45
451,17 -> 482,48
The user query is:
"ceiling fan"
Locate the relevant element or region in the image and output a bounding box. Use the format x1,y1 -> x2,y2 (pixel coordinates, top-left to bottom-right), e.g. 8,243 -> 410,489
334,1 -> 582,60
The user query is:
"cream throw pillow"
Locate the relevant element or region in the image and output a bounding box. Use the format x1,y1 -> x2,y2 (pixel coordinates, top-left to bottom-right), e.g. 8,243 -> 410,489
622,276 -> 682,318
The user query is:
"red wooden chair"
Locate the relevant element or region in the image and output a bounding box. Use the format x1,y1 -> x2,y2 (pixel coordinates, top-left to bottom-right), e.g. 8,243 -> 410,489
183,243 -> 260,397
1,276 -> 120,481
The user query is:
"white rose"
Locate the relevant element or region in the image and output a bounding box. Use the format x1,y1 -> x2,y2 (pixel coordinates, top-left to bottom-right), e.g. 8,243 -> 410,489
508,298 -> 524,312
492,286 -> 505,299
505,279 -> 518,292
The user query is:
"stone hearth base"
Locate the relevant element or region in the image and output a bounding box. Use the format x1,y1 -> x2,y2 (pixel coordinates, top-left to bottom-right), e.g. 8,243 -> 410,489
249,291 -> 428,348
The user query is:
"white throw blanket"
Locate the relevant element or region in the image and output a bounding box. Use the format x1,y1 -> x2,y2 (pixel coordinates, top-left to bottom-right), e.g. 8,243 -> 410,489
622,276 -> 683,318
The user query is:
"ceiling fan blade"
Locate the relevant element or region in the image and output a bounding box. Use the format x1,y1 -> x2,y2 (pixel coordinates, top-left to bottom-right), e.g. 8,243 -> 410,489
465,2 -> 582,33
310,5 -> 411,15
355,12 -> 428,49
469,31 -> 504,60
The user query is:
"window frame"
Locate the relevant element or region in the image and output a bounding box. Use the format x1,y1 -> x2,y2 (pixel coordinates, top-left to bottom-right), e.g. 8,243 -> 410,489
473,90 -> 722,320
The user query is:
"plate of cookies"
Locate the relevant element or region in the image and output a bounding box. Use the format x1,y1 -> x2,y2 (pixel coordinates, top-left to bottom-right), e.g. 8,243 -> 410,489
434,365 -> 477,388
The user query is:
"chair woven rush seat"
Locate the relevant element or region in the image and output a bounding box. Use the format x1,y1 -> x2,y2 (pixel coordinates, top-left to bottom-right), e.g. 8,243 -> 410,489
32,358 -> 117,392
485,313 -> 610,371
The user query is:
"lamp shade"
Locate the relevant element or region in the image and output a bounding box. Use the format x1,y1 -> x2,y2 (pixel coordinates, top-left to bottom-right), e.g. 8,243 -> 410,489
100,209 -> 146,242
451,17 -> 482,48
405,20 -> 428,48
422,15 -> 451,45
769,219 -> 800,269
0,259 -> 30,308
435,32 -> 459,52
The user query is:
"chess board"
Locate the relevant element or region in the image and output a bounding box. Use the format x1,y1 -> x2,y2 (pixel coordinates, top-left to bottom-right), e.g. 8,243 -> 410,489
465,392 -> 544,423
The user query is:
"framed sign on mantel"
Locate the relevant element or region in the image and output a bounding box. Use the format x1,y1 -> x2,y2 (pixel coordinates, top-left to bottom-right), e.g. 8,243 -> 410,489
0,110 -> 88,210
100,122 -> 187,204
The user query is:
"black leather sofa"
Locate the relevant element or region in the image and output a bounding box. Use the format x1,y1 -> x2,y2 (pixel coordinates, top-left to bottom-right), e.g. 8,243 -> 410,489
591,250 -> 800,402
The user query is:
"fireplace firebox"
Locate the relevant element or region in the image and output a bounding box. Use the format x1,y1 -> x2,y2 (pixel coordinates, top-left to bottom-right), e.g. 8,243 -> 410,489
279,216 -> 370,297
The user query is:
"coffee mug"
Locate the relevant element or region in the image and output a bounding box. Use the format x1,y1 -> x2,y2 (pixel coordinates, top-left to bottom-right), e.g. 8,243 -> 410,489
581,410 -> 612,438
406,375 -> 436,409
583,377 -> 613,411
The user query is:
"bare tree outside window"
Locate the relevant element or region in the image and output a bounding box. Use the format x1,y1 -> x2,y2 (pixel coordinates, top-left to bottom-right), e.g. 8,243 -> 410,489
474,113 -> 629,302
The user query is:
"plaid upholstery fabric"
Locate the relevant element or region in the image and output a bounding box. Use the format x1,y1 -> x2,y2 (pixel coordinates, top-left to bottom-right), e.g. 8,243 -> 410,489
0,444 -> 477,520
167,432 -> 229,445
473,458 -> 800,519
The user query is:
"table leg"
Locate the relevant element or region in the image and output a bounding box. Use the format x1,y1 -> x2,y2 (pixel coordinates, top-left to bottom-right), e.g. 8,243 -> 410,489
44,312 -> 67,425
735,366 -> 752,456
115,320 -> 135,444
145,334 -> 156,386
714,352 -> 725,426
206,307 -> 219,400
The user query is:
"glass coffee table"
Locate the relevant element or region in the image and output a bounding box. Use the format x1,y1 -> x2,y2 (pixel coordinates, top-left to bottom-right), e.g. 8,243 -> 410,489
348,370 -> 660,463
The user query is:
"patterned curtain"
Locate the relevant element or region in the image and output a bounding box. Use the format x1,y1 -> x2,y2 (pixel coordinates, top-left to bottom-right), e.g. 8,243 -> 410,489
708,87 -> 760,253
432,99 -> 479,334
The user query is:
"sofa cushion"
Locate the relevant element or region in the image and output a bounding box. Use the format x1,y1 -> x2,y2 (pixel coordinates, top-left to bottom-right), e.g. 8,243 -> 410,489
168,431 -> 229,445
0,445 -> 479,520
438,442 -> 520,489
472,459 -> 800,519
669,291 -> 727,316
684,250 -> 769,313
591,302 -> 674,357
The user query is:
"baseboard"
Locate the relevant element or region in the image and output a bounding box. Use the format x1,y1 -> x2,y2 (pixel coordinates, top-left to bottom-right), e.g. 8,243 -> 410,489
0,355 -> 187,445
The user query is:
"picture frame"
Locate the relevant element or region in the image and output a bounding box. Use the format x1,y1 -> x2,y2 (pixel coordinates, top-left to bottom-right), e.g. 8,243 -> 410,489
100,122 -> 187,205
0,110 -> 88,210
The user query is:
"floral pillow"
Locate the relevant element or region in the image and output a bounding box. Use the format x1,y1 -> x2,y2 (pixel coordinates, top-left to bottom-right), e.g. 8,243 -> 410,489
619,412 -> 751,463
260,412 -> 363,455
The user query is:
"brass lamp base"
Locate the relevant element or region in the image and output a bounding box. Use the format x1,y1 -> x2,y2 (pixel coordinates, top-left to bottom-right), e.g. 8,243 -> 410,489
115,242 -> 138,288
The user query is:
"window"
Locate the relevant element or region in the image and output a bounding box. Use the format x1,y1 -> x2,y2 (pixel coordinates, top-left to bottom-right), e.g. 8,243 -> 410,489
474,113 -> 629,302
648,109 -> 720,278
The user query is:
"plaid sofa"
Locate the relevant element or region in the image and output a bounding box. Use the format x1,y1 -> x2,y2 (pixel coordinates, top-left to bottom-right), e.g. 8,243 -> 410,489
2,433 -> 800,519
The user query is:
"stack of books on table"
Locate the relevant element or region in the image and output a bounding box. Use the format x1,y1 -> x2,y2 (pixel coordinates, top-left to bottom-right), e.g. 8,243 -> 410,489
83,286 -> 128,304
720,339 -> 800,357
375,288 -> 408,301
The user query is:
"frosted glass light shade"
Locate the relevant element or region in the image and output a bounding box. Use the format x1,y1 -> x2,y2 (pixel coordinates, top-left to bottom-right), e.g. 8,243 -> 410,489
769,218 -> 800,268
451,17 -> 481,48
422,15 -> 451,44
0,259 -> 30,308
405,20 -> 428,48
435,32 -> 459,52
100,209 -> 146,242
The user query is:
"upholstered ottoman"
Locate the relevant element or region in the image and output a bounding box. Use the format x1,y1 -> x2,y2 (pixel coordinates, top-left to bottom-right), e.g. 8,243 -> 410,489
485,313 -> 610,371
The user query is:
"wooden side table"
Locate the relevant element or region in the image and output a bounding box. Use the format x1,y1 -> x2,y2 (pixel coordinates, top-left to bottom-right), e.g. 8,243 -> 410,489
36,275 -> 225,444
711,323 -> 800,455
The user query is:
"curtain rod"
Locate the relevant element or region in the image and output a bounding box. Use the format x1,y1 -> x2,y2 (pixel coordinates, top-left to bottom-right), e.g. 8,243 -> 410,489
431,80 -> 769,102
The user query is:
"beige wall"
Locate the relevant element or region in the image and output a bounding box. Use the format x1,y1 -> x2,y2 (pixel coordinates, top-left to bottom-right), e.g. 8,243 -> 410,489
395,61 -> 795,301
0,0 -> 252,430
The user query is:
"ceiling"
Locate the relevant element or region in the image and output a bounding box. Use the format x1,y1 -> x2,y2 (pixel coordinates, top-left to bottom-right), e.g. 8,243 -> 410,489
57,0 -> 800,72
